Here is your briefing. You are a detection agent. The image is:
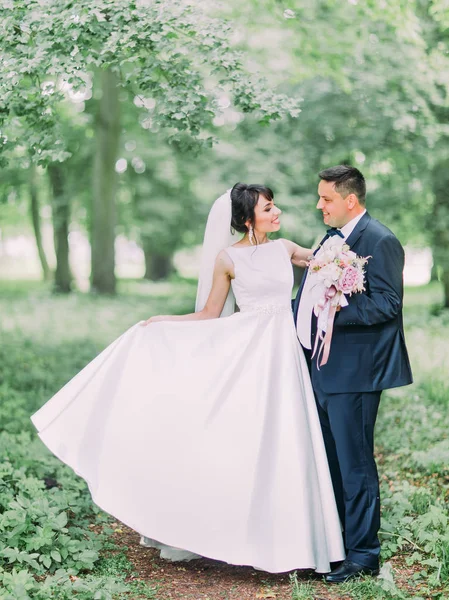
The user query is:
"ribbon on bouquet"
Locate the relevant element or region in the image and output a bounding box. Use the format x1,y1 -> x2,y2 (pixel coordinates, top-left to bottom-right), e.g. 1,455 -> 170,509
312,285 -> 343,369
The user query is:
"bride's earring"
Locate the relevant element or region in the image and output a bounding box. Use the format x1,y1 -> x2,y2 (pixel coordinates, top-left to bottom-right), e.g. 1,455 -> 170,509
249,225 -> 255,246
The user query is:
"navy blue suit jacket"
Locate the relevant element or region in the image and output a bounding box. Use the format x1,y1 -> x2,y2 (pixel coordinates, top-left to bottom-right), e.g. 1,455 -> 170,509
293,212 -> 413,394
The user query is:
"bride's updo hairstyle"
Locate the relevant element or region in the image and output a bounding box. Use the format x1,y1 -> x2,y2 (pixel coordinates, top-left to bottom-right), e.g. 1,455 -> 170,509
230,182 -> 274,234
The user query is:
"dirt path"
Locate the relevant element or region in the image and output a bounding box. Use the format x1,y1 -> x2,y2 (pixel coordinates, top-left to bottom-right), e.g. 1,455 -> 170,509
112,526 -> 437,600
115,526 -> 355,600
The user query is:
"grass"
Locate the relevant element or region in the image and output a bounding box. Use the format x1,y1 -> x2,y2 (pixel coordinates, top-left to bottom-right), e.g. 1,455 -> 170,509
290,573 -> 315,599
0,278 -> 448,599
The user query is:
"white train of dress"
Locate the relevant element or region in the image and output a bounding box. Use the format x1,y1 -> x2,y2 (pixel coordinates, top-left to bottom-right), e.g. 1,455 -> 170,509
31,239 -> 345,573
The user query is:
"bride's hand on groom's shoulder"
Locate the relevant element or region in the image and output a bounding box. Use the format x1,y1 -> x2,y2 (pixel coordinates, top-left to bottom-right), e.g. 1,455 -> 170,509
141,315 -> 170,326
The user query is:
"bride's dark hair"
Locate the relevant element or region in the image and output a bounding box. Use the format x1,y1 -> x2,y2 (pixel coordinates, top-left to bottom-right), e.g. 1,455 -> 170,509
230,183 -> 274,234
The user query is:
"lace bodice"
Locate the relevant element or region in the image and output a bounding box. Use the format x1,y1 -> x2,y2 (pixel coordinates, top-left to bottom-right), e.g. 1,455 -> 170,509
224,240 -> 293,313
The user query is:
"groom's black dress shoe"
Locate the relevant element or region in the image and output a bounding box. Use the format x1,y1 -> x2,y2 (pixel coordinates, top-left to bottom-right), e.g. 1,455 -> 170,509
324,559 -> 379,583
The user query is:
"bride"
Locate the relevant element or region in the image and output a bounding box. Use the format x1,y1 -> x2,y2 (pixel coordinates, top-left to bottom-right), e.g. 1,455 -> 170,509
31,183 -> 345,574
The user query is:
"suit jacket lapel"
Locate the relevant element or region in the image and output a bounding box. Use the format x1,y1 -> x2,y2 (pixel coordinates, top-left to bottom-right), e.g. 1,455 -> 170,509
294,217 -> 370,319
345,212 -> 371,249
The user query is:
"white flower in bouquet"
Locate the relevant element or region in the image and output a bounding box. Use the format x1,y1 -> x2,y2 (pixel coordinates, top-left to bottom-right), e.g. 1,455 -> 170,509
319,262 -> 342,287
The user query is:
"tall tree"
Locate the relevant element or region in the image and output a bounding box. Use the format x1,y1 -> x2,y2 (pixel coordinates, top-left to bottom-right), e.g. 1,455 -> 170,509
91,69 -> 120,294
0,158 -> 54,282
48,164 -> 72,293
431,160 -> 449,306
217,0 -> 439,277
419,0 -> 449,306
1,0 -> 301,294
29,163 -> 51,281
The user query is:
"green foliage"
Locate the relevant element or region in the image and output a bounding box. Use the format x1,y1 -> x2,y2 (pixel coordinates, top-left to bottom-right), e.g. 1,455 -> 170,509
0,430 -> 104,575
0,339 -> 100,434
341,563 -> 407,600
0,568 -> 131,600
381,482 -> 449,586
372,303 -> 449,597
0,0 -> 301,164
3,0 -> 449,297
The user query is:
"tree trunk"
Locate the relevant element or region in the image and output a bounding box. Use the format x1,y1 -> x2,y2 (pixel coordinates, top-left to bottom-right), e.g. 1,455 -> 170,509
431,160 -> 449,308
430,262 -> 439,282
48,164 -> 71,293
29,163 -> 51,281
443,269 -> 449,308
91,69 -> 120,294
143,247 -> 174,281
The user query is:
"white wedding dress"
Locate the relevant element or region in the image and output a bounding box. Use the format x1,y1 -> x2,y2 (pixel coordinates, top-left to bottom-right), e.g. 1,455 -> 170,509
31,239 -> 345,573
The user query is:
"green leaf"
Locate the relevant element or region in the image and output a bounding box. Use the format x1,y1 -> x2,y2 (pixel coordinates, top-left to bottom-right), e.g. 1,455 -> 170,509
42,555 -> 51,569
53,512 -> 68,530
50,550 -> 61,562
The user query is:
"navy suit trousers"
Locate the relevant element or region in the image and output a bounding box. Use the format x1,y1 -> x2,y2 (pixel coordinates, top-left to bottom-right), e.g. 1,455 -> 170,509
312,373 -> 381,570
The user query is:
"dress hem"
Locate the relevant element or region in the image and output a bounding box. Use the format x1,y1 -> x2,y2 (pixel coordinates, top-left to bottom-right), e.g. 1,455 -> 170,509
34,429 -> 345,575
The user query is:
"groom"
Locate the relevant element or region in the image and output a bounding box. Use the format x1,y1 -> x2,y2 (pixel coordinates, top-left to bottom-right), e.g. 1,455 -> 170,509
293,165 -> 413,583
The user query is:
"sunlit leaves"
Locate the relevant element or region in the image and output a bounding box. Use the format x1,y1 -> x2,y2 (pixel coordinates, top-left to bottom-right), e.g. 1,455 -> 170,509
0,0 -> 301,164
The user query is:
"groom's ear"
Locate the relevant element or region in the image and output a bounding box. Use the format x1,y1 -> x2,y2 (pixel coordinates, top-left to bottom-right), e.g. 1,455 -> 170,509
346,193 -> 359,209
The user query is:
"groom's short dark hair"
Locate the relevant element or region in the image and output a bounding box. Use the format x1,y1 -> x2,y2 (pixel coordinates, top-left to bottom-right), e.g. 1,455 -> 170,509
319,165 -> 366,205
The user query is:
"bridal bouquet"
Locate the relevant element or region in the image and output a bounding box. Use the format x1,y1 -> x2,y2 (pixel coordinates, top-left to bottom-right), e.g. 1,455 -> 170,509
309,244 -> 369,368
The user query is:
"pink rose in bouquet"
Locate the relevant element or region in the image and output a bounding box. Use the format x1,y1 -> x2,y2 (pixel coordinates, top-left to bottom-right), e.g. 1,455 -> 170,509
338,265 -> 360,294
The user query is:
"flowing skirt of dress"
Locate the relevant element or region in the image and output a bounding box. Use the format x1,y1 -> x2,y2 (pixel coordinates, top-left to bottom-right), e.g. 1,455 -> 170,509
31,310 -> 345,573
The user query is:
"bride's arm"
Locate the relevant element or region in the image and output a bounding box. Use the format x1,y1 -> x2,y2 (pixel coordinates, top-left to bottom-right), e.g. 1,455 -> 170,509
142,250 -> 233,325
280,239 -> 312,268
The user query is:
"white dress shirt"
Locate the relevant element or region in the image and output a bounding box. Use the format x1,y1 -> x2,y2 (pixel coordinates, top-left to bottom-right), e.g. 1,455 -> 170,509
296,210 -> 366,349
339,209 -> 366,240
